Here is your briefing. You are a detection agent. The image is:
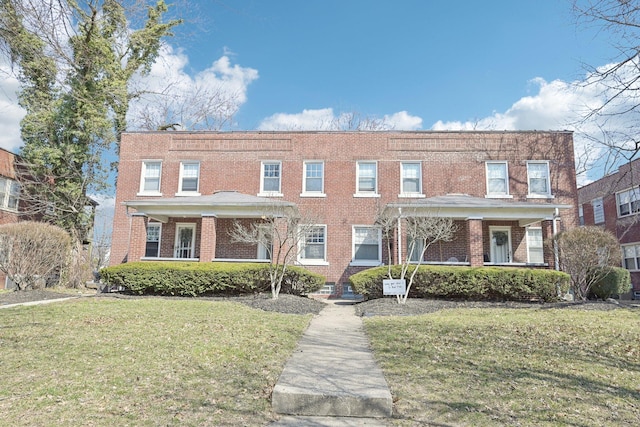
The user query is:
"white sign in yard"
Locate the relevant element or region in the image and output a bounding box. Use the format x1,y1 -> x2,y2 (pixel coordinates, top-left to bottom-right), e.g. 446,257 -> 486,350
383,279 -> 406,295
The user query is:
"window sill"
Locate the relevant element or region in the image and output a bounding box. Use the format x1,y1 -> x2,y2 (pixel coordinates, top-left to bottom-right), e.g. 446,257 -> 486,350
527,194 -> 554,200
353,193 -> 380,198
298,260 -> 329,266
175,191 -> 201,197
485,194 -> 513,199
137,191 -> 163,197
300,192 -> 327,198
258,192 -> 284,198
350,261 -> 382,267
398,193 -> 426,198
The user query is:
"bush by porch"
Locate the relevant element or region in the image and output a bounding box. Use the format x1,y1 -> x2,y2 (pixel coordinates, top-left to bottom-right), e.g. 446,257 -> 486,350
100,261 -> 325,296
350,265 -> 570,302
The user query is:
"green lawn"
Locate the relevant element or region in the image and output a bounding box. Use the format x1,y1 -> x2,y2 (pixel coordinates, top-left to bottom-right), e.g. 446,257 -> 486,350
365,307 -> 640,426
0,298 -> 311,426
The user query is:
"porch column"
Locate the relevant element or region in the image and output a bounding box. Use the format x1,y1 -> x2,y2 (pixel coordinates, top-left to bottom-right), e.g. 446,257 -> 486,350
542,219 -> 555,269
130,213 -> 148,262
200,215 -> 217,262
467,217 -> 484,267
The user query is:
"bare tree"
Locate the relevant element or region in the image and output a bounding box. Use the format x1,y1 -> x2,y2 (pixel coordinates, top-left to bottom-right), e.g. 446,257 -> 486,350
555,226 -> 620,300
0,221 -> 71,290
376,209 -> 458,304
229,206 -> 319,299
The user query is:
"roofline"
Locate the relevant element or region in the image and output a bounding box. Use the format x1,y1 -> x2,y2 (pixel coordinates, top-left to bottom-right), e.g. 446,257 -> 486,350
122,129 -> 575,136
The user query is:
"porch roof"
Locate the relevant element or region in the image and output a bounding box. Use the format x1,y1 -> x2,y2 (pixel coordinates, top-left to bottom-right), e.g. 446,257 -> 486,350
385,194 -> 573,227
124,191 -> 298,223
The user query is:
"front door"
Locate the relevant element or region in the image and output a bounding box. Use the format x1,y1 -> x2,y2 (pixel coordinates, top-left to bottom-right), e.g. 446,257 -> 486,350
490,227 -> 511,264
174,224 -> 195,258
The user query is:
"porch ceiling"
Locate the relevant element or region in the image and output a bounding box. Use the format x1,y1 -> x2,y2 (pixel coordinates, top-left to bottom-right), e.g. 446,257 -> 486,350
385,194 -> 573,227
124,191 -> 298,223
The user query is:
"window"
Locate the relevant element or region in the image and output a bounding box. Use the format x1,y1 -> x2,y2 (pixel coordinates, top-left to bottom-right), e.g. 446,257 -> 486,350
623,244 -> 640,271
139,161 -> 162,194
400,162 -> 422,196
260,161 -> 282,195
407,237 -> 424,263
178,162 -> 200,194
356,162 -> 377,195
145,223 -> 161,258
299,225 -> 327,263
352,226 -> 381,265
616,187 -> 640,217
485,162 -> 509,197
578,205 -> 585,226
592,198 -> 604,224
527,161 -> 551,197
0,177 -> 20,210
302,161 -> 324,195
526,227 -> 544,264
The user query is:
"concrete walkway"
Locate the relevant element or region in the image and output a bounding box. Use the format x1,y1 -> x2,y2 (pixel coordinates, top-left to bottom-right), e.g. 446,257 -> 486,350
270,300 -> 393,426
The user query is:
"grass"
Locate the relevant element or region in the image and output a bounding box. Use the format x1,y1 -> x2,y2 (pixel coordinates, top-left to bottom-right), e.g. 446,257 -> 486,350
364,307 -> 640,426
0,298 -> 311,426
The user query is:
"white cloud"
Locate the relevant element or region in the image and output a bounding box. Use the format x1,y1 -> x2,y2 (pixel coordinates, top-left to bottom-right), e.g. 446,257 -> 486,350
0,60 -> 26,153
128,45 -> 259,130
258,108 -> 423,131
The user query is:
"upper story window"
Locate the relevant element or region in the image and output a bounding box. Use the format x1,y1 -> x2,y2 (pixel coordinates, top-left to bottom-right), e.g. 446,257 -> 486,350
178,162 -> 200,195
592,198 -> 604,223
355,161 -> 378,196
139,161 -> 162,195
145,223 -> 162,258
0,176 -> 20,211
616,187 -> 640,217
299,225 -> 327,264
260,161 -> 282,196
527,161 -> 551,197
352,226 -> 381,266
400,162 -> 423,197
302,161 -> 325,196
485,161 -> 510,197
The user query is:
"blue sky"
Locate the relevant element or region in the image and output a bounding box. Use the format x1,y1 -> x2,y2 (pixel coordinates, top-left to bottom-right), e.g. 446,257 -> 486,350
0,0 -> 632,233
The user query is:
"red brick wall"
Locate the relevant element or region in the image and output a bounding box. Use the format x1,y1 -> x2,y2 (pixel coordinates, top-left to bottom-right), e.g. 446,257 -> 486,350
111,131 -> 579,290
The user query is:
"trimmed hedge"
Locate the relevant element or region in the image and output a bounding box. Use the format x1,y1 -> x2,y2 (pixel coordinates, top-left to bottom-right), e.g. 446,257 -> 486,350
589,267 -> 631,300
100,262 -> 326,296
349,265 -> 570,302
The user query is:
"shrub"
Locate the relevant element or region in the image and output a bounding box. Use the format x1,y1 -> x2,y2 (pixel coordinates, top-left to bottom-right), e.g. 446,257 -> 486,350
349,265 -> 570,302
100,262 -> 325,297
589,267 -> 631,300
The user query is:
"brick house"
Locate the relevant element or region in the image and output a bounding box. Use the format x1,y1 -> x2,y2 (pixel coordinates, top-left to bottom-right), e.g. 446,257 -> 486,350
0,147 -> 23,288
578,158 -> 640,299
110,130 -> 579,297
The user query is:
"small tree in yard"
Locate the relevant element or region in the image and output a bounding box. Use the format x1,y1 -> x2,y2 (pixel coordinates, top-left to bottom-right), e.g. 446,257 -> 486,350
0,222 -> 71,290
376,209 -> 458,304
555,226 -> 621,301
230,207 -> 318,300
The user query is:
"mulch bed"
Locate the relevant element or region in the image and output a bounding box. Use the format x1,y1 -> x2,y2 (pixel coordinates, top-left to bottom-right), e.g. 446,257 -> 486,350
1,289 -> 638,316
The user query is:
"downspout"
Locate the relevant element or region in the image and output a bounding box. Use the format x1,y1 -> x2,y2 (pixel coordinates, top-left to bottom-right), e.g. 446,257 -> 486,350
553,208 -> 559,271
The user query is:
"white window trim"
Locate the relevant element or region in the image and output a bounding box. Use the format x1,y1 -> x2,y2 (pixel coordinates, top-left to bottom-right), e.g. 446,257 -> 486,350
258,160 -> 283,197
137,160 -> 163,196
350,225 -> 382,266
354,161 -> 380,198
298,224 -> 329,266
622,243 -> 640,271
300,160 -> 326,197
176,161 -> 201,196
526,227 -> 545,264
526,161 -> 553,199
399,161 -> 425,198
0,177 -> 20,211
485,161 -> 513,199
592,197 -> 605,223
615,187 -> 640,218
142,223 -> 162,259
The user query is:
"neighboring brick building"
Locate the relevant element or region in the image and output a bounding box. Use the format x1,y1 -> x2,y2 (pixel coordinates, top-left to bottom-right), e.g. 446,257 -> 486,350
578,158 -> 640,299
110,130 -> 579,297
0,147 -> 23,288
